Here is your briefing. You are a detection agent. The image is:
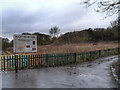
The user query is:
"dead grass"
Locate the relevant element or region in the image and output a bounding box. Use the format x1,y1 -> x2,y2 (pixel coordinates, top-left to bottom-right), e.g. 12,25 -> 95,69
2,41 -> 118,56
37,42 -> 118,54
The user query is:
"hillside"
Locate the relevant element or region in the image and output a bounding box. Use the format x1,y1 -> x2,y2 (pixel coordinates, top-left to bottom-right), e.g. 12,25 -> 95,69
54,28 -> 118,45
54,29 -> 93,45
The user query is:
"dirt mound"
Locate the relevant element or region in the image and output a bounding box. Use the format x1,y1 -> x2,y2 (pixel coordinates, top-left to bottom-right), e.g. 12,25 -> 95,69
53,30 -> 93,45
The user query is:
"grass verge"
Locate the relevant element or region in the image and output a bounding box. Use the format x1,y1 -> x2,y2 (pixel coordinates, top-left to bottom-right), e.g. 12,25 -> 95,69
111,58 -> 120,84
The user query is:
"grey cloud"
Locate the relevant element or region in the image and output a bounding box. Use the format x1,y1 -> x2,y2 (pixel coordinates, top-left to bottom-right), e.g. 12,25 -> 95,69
2,4 -> 86,33
2,1 -> 117,40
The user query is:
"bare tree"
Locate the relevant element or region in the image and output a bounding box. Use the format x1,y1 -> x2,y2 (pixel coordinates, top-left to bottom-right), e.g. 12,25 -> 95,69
49,26 -> 60,38
49,28 -> 54,38
110,19 -> 119,27
80,0 -> 120,17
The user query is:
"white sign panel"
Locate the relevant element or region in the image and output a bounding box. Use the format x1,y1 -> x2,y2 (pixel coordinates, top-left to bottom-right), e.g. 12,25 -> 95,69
13,34 -> 37,53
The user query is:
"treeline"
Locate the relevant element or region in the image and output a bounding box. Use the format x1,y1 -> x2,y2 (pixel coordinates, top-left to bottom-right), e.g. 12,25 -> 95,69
91,26 -> 118,41
0,37 -> 13,51
22,32 -> 57,45
54,26 -> 119,45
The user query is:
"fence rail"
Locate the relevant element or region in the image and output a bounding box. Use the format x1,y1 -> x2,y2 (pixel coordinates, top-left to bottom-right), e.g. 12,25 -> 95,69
0,48 -> 120,71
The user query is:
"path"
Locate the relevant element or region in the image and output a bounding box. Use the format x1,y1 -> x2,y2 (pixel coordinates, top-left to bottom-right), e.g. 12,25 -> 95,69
2,55 -> 119,88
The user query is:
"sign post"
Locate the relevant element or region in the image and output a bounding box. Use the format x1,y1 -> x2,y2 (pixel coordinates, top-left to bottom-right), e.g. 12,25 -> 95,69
15,55 -> 18,73
13,34 -> 37,73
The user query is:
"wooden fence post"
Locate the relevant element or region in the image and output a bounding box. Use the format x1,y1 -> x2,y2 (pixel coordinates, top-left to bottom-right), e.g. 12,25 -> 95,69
35,55 -> 36,66
90,52 -> 92,60
74,53 -> 76,63
9,56 -> 11,70
12,56 -> 13,70
3,56 -> 5,71
15,55 -> 18,73
31,55 -> 32,67
45,54 -> 48,66
1,56 -> 2,71
26,55 -> 27,68
99,50 -> 101,57
22,55 -> 23,68
108,49 -> 109,56
7,56 -> 8,70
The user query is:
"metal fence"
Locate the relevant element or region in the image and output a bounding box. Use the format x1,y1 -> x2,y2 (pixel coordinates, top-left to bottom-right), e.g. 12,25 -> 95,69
0,48 -> 120,71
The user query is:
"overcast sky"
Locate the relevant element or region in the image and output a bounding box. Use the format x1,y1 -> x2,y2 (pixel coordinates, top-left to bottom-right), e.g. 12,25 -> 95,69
0,0 -> 118,40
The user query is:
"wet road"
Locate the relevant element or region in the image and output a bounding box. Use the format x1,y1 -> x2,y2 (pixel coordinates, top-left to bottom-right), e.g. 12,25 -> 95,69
2,55 -> 119,88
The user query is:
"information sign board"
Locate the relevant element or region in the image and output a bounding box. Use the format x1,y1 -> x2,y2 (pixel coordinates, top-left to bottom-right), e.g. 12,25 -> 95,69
13,34 -> 37,53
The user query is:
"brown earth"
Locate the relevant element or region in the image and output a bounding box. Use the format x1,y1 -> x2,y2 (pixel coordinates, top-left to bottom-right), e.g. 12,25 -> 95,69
2,41 -> 118,56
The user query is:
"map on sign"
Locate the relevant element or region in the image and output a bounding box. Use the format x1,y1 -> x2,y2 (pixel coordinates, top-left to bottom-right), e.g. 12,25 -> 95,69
13,34 -> 37,53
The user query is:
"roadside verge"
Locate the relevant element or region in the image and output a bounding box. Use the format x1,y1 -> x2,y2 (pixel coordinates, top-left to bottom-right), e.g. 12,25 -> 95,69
111,56 -> 120,85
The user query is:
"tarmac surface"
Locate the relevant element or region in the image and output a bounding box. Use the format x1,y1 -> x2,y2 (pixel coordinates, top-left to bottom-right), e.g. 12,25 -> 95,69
2,55 -> 119,88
